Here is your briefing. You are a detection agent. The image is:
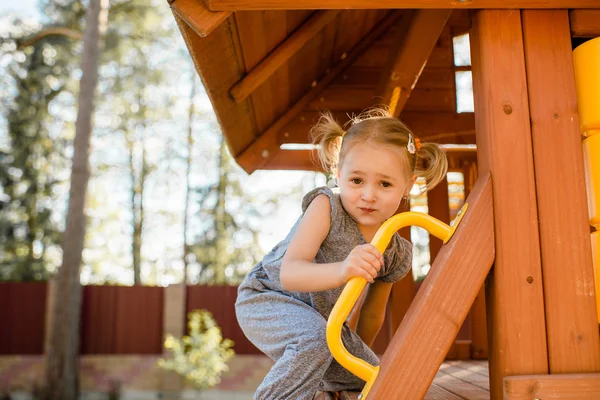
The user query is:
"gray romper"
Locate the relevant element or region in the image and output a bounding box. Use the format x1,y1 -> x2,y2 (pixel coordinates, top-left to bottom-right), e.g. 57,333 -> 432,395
235,186 -> 412,400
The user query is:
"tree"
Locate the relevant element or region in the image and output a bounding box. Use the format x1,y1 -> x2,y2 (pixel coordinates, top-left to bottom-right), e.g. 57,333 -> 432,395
188,132 -> 278,285
45,0 -> 108,397
182,73 -> 197,284
0,13 -> 80,281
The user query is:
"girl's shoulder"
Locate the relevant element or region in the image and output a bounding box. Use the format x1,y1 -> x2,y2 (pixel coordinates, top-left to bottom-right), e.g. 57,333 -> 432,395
301,186 -> 341,214
301,186 -> 348,233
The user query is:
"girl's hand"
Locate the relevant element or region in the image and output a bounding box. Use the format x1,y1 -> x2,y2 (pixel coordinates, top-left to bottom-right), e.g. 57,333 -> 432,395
339,244 -> 384,284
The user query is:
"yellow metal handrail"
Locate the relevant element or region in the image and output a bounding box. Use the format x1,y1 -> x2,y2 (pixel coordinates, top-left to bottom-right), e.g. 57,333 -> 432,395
326,204 -> 468,399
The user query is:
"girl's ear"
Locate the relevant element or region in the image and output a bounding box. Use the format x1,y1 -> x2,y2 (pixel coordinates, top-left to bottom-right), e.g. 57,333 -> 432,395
405,174 -> 418,197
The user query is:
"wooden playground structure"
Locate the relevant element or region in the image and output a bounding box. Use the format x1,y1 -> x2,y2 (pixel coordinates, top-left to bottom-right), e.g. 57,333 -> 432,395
168,1 -> 600,399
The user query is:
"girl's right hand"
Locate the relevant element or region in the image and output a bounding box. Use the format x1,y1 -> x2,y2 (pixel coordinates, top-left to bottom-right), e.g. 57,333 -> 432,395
339,244 -> 384,284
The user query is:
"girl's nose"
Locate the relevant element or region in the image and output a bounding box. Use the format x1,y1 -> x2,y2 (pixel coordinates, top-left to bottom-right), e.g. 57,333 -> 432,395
361,187 -> 376,202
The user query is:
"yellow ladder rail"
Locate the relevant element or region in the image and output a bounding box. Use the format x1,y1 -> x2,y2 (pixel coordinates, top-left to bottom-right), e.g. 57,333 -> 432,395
326,204 -> 468,399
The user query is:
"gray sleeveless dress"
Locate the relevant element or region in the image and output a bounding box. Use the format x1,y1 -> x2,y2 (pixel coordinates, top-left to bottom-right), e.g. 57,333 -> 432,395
235,186 -> 412,400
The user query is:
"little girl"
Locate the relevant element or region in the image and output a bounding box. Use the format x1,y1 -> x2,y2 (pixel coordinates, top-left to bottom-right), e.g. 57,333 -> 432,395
235,108 -> 448,400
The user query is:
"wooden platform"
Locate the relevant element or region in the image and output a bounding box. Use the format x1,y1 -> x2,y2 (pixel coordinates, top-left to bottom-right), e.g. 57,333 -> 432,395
426,361 -> 490,399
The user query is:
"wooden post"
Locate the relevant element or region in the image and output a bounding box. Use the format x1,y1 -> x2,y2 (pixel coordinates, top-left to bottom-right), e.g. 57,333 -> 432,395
427,176 -> 450,263
44,279 -> 56,354
470,10 -> 548,399
161,284 -> 187,393
522,9 -> 600,373
462,160 -> 488,360
368,174 -> 495,399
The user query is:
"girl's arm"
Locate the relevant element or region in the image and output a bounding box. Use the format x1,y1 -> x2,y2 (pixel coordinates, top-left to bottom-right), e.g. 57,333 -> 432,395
355,280 -> 393,347
280,194 -> 383,293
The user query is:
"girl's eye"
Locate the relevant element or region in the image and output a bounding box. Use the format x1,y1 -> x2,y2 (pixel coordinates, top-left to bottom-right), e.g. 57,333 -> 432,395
351,178 -> 362,184
381,181 -> 392,188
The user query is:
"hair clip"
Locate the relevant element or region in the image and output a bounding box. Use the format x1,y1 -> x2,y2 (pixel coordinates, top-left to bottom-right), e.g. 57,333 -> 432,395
415,137 -> 422,151
407,134 -> 416,154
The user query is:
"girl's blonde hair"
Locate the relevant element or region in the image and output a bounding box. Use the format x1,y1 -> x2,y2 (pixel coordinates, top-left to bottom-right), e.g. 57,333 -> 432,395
310,107 -> 448,192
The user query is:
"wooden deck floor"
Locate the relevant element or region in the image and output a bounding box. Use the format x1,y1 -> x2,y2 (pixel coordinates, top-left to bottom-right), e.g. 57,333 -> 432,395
425,360 -> 490,399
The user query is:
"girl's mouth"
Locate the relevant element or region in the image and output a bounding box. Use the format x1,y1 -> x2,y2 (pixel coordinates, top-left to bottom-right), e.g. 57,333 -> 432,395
359,207 -> 376,214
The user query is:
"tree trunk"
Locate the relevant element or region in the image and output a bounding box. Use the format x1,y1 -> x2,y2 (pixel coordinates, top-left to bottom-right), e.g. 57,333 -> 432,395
214,137 -> 228,284
183,76 -> 196,284
45,0 -> 107,398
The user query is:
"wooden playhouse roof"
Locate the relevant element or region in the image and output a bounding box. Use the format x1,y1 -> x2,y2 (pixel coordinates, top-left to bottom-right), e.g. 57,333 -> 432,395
168,2 -> 598,174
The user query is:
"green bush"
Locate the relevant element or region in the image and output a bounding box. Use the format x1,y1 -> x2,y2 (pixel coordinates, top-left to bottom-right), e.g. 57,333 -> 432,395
158,309 -> 235,390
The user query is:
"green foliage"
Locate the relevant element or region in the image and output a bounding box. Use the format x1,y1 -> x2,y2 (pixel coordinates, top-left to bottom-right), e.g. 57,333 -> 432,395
188,134 -> 275,285
158,309 -> 235,390
0,12 -> 82,280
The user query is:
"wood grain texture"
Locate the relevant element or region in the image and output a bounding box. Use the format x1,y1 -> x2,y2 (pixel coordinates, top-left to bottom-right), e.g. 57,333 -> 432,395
504,373 -> 600,400
368,174 -> 495,399
229,10 -> 339,103
570,10 -> 600,37
277,111 -> 475,145
234,12 -> 402,173
206,0 -> 600,10
376,9 -> 453,116
427,176 -> 451,263
470,10 -> 548,399
522,9 -> 600,373
172,14 -> 256,157
170,0 -> 231,38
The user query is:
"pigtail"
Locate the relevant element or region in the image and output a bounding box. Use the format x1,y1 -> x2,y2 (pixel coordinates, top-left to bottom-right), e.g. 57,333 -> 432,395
310,112 -> 346,173
415,142 -> 448,192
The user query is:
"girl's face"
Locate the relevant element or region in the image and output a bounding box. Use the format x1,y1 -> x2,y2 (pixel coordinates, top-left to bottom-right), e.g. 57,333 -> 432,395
337,141 -> 415,235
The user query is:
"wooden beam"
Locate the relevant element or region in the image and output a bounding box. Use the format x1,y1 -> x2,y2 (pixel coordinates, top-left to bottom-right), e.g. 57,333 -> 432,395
570,10 -> 600,38
368,173 -> 495,399
234,12 -> 402,174
504,373 -> 600,400
470,10 -> 548,399
206,0 -> 600,11
522,9 -> 600,373
376,10 -> 453,117
308,87 -> 456,112
229,10 -> 339,103
427,176 -> 450,263
171,13 -> 256,158
462,160 -> 488,360
278,111 -> 475,145
170,0 -> 231,38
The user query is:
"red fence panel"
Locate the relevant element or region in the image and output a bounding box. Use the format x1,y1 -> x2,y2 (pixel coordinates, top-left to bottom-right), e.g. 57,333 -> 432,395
0,282 -> 47,355
80,285 -> 163,354
186,285 -> 260,354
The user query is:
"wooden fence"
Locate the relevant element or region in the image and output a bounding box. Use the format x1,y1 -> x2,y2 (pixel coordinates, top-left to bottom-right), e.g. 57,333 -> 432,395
0,281 -> 480,357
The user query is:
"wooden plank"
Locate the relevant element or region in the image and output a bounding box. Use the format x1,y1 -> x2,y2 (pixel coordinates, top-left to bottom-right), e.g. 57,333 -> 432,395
206,0 -> 600,10
229,10 -> 339,103
376,10 -> 453,117
470,10 -> 548,400
307,87 -> 456,112
277,111 -> 475,145
462,161 -> 488,360
424,383 -> 464,399
504,373 -> 600,400
388,225 -> 414,336
169,0 -> 231,38
172,13 -> 256,157
522,9 -> 600,373
354,42 -> 454,69
331,67 -> 456,90
446,340 -> 472,361
234,11 -> 402,173
570,10 -> 600,38
435,364 -> 490,399
368,174 -> 495,399
234,11 -> 291,133
262,149 -> 319,170
427,176 -> 450,263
